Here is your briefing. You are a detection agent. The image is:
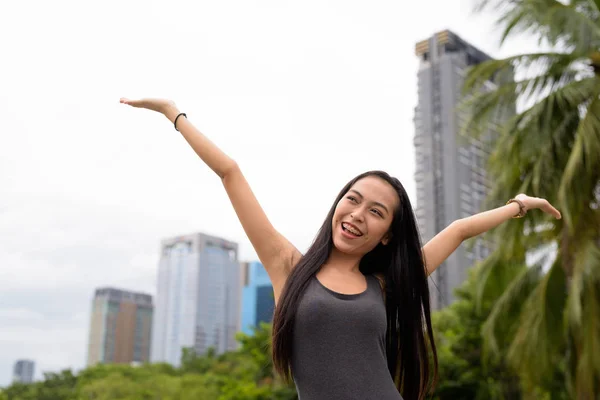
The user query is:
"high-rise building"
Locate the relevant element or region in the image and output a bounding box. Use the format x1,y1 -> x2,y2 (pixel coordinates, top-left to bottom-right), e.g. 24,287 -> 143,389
151,232 -> 240,366
413,30 -> 510,309
86,288 -> 153,366
12,360 -> 34,383
240,261 -> 274,335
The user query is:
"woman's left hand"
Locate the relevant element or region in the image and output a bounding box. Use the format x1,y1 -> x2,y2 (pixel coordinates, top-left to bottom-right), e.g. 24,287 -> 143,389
514,194 -> 562,219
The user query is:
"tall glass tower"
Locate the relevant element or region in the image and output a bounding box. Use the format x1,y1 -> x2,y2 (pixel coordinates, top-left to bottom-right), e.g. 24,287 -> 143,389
151,232 -> 240,366
414,30 -> 511,309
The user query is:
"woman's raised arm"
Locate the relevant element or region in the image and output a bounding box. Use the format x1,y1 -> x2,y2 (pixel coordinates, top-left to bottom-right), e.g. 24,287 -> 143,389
120,98 -> 300,295
422,194 -> 561,275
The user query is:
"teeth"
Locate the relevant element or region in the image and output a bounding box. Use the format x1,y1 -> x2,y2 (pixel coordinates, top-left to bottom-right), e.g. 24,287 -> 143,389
342,223 -> 362,236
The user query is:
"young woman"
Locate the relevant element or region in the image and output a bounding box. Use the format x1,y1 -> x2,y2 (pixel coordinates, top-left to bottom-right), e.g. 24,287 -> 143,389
120,98 -> 561,400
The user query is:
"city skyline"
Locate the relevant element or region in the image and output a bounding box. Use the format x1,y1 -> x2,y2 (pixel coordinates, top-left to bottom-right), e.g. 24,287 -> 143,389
0,0 -> 543,386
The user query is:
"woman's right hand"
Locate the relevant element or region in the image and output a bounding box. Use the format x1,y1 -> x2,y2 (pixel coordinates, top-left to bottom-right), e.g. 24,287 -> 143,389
120,97 -> 179,120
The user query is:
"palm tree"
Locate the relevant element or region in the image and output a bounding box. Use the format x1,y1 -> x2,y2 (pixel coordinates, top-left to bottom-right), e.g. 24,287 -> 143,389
461,0 -> 600,397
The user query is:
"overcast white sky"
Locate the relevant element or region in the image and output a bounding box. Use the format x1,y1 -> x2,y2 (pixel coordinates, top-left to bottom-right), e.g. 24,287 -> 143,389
0,0 -> 541,386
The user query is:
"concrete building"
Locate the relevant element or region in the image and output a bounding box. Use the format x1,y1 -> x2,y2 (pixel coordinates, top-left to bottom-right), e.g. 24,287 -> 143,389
413,30 -> 511,309
151,232 -> 240,366
240,261 -> 274,335
86,288 -> 153,366
12,360 -> 34,383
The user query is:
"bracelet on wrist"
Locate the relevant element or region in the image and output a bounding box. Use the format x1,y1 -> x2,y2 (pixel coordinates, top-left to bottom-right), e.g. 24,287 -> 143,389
174,113 -> 187,131
506,198 -> 527,218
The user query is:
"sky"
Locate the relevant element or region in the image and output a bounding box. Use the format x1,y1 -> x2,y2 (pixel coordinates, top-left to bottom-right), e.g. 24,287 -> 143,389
0,0 -> 542,387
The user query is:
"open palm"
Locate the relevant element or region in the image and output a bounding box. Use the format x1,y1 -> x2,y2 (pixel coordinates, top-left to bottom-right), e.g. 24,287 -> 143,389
120,97 -> 175,114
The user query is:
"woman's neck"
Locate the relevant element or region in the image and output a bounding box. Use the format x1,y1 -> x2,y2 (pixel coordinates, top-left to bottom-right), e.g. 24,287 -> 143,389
322,248 -> 362,274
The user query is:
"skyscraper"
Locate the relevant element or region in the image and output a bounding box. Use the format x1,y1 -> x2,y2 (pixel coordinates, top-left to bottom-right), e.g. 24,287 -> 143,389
12,360 -> 34,383
86,288 -> 153,366
413,30 -> 509,309
151,232 -> 240,366
240,261 -> 274,335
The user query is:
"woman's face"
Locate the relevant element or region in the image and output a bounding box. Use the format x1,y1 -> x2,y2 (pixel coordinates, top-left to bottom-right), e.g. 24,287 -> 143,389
331,176 -> 399,256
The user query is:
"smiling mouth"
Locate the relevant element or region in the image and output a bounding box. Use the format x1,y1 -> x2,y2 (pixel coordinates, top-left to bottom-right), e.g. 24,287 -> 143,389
341,222 -> 363,236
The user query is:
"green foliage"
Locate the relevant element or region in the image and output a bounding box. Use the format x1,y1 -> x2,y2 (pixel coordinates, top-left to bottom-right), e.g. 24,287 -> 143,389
0,370 -> 78,400
463,0 -> 600,397
0,323 -> 296,400
431,267 -> 522,400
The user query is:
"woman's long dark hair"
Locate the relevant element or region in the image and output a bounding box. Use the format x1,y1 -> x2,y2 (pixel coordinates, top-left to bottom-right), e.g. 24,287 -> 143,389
271,170 -> 438,400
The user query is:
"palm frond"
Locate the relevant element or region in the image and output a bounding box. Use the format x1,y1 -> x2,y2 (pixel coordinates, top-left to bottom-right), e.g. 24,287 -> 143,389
486,215 -> 557,263
558,89 -> 600,232
463,58 -> 589,131
506,256 -> 567,387
474,250 -> 527,308
484,78 -> 591,194
461,52 -> 587,147
541,2 -> 600,52
592,0 -> 600,18
566,241 -> 600,396
463,52 -> 582,99
474,0 -> 600,52
472,77 -> 594,230
481,260 -> 544,358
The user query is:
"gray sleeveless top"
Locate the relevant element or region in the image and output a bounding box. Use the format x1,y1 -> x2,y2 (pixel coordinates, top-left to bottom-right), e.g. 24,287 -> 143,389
291,274 -> 403,400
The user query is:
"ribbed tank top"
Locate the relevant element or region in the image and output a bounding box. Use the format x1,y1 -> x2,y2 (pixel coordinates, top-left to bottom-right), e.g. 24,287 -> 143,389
291,274 -> 403,400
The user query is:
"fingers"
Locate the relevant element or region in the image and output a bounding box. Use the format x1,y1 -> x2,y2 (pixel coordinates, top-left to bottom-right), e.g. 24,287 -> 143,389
539,198 -> 562,219
119,97 -> 168,112
545,202 -> 562,219
120,98 -> 151,110
518,194 -> 562,220
120,97 -> 138,106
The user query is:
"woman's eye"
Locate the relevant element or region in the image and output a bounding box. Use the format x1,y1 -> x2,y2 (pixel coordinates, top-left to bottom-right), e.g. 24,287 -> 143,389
371,209 -> 383,217
347,196 -> 357,203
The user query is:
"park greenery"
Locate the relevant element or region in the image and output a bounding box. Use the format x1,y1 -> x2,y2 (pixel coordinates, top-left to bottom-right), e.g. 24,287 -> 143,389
2,0 -> 599,398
